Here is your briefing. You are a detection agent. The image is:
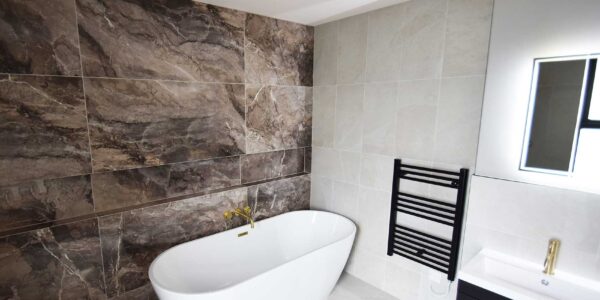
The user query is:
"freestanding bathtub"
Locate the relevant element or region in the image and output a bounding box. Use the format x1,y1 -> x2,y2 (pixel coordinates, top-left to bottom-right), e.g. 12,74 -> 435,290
149,210 -> 356,300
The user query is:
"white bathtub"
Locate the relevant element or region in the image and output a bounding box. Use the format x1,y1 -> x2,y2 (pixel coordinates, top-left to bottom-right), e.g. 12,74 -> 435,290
149,210 -> 356,300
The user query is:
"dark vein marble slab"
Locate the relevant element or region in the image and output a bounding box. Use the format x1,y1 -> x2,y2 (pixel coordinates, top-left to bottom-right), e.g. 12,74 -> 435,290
241,149 -> 305,183
0,218 -> 105,299
77,0 -> 245,82
245,14 -> 314,86
0,75 -> 91,186
246,85 -> 312,153
99,188 -> 247,297
0,0 -> 81,76
0,175 -> 93,234
84,78 -> 246,172
92,156 -> 241,212
248,175 -> 310,221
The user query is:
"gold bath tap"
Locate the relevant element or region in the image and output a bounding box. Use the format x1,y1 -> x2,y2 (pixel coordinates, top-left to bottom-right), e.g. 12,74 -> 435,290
543,239 -> 560,275
223,206 -> 255,229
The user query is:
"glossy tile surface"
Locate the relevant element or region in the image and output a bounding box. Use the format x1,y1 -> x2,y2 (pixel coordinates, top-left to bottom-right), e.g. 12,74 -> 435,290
99,188 -> 247,297
0,75 -> 91,185
92,156 -> 241,212
0,219 -> 105,299
245,14 -> 313,86
85,78 -> 246,171
241,149 -> 305,183
246,85 -> 312,153
77,0 -> 245,82
0,175 -> 93,233
248,174 -> 310,220
0,0 -> 81,75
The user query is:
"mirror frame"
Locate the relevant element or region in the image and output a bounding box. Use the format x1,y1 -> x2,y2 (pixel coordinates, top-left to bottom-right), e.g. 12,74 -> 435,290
519,54 -> 599,176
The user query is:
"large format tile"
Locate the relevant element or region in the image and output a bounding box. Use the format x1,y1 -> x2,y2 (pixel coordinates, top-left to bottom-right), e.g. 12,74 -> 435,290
0,219 -> 105,299
92,156 -> 241,212
443,0 -> 494,77
0,75 -> 91,186
334,84 -> 364,151
434,76 -> 485,168
0,0 -> 81,76
99,188 -> 247,297
362,83 -> 397,155
77,0 -> 245,82
314,22 -> 338,86
0,175 -> 93,233
241,149 -> 305,184
312,86 -> 337,147
246,85 -> 312,153
396,80 -> 439,161
366,0 -> 446,82
248,175 -> 311,220
85,78 -> 246,171
337,15 -> 368,84
245,14 -> 314,86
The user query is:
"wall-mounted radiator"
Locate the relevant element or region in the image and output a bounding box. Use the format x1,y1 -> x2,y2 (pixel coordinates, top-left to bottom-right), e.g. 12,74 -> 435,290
387,159 -> 469,281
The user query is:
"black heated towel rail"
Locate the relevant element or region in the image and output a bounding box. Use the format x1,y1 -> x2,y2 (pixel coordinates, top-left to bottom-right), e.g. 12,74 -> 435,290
387,159 -> 469,281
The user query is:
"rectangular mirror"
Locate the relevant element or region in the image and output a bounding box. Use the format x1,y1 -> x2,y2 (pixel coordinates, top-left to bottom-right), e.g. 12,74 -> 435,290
521,55 -> 599,174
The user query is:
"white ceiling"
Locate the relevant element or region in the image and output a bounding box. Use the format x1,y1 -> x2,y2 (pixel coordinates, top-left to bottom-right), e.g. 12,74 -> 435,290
197,0 -> 411,26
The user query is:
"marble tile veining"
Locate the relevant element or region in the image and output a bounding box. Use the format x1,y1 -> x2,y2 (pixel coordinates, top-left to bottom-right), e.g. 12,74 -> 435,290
0,175 -> 93,233
99,188 -> 248,297
0,0 -> 81,76
245,14 -> 314,86
0,75 -> 91,186
241,148 -> 305,183
246,85 -> 312,153
0,219 -> 105,299
248,174 -> 310,221
85,78 -> 246,172
92,156 -> 241,212
77,0 -> 245,82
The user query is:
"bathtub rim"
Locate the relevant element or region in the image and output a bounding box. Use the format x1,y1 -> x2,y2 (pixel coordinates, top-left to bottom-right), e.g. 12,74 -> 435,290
148,210 -> 356,297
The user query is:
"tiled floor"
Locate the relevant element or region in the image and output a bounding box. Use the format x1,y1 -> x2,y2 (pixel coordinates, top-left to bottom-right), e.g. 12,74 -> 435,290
329,273 -> 399,300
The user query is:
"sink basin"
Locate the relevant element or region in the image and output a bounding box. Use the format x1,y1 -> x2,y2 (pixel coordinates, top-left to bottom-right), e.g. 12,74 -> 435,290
459,249 -> 600,300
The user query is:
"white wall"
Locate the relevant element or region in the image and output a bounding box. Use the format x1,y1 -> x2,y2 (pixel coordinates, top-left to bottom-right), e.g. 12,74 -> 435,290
311,0 -> 493,298
476,0 -> 600,193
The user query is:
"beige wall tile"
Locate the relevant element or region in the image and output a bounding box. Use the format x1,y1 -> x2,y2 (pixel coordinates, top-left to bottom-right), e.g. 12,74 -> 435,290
313,86 -> 337,147
334,84 -> 364,151
363,83 -> 397,155
314,21 -> 338,85
443,0 -> 493,77
338,14 -> 368,84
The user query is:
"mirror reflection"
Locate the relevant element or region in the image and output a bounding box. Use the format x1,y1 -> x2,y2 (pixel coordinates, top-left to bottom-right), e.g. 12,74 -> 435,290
521,55 -> 599,174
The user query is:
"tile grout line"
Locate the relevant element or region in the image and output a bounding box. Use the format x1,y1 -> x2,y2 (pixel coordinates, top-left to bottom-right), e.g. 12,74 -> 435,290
72,0 -> 108,293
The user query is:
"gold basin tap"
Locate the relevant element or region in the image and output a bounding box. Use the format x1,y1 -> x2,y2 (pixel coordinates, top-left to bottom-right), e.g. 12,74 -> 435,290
543,239 -> 560,275
223,206 -> 255,229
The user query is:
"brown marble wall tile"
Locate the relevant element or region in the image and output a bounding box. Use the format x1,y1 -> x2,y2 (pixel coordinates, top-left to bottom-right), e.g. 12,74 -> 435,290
305,147 -> 312,173
0,75 -> 91,186
0,175 -> 93,233
245,14 -> 314,86
0,0 -> 81,76
241,149 -> 305,183
246,85 -> 312,153
77,0 -> 245,82
92,156 -> 241,212
99,188 -> 247,297
248,175 -> 310,221
0,218 -> 105,299
84,78 -> 246,172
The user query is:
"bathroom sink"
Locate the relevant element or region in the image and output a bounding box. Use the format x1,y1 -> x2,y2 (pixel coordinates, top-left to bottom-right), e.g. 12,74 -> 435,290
459,249 -> 600,300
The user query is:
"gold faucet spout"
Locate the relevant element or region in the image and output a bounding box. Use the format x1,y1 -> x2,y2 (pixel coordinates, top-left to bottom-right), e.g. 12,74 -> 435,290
223,206 -> 255,229
543,239 -> 560,275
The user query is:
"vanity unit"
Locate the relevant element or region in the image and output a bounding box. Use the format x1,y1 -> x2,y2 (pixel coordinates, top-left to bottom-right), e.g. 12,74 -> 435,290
458,250 -> 600,300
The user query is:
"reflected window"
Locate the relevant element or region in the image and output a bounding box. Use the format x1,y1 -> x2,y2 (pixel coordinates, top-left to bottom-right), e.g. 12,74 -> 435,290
521,54 -> 600,175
